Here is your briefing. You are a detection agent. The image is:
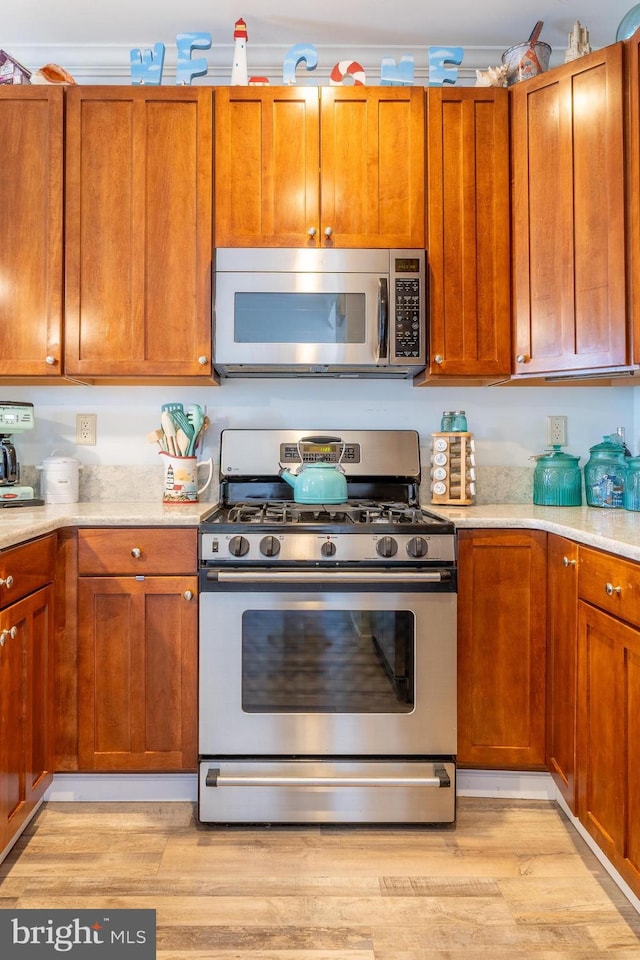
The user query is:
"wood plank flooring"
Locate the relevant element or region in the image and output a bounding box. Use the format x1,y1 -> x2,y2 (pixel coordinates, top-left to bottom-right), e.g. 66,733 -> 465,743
1,797 -> 639,958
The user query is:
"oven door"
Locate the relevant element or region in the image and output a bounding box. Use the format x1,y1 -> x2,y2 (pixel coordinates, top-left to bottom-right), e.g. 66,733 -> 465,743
198,570 -> 456,758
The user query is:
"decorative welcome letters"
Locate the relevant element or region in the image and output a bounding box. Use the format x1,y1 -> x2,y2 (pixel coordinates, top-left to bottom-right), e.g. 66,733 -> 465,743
130,29 -> 465,86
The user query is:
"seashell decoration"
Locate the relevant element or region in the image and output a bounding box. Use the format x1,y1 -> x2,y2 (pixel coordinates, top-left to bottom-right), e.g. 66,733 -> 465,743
474,63 -> 509,87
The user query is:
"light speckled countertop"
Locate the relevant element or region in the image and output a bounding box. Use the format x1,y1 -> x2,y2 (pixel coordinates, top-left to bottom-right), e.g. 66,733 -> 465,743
2,501 -> 640,563
0,501 -> 212,551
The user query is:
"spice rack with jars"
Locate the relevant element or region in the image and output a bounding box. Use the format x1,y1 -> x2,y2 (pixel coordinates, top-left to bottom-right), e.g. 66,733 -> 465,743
431,432 -> 476,505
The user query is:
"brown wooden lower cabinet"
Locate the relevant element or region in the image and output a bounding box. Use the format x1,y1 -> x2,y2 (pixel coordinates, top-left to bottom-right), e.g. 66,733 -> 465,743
0,584 -> 54,853
457,528 -> 547,769
577,546 -> 640,895
546,535 -> 579,812
77,575 -> 198,771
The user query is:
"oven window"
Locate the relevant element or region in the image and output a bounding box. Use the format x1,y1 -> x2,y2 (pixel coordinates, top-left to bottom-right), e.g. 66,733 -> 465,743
241,610 -> 414,713
233,292 -> 366,344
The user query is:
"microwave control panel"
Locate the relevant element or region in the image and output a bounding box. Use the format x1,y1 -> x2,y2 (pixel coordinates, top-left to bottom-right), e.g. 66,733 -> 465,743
391,252 -> 425,362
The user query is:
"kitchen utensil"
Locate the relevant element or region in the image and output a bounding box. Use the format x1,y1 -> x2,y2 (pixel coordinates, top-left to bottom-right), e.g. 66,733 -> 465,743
584,436 -> 628,508
176,427 -> 191,457
186,404 -> 205,455
161,401 -> 184,416
532,446 -> 582,506
194,415 -> 210,452
147,428 -> 166,451
279,435 -> 348,504
161,410 -> 178,456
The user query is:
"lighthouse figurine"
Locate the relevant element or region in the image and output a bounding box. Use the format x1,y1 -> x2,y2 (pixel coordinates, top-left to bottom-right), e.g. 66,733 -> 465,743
231,18 -> 248,84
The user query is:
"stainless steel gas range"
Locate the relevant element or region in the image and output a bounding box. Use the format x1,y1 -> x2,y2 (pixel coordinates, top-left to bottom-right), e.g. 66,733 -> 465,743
198,429 -> 457,825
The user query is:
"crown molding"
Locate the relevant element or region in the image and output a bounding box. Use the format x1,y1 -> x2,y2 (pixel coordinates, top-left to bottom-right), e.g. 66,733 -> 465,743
8,41 -> 567,86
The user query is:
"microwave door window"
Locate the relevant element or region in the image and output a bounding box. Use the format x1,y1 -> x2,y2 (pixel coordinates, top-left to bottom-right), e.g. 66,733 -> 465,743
233,292 -> 366,344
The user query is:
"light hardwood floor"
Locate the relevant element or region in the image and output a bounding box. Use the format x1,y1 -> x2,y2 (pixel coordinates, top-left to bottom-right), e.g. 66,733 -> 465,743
1,797 -> 639,958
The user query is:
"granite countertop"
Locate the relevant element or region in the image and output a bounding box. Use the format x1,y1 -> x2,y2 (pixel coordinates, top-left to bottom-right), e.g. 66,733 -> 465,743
2,500 -> 640,562
0,501 -> 213,551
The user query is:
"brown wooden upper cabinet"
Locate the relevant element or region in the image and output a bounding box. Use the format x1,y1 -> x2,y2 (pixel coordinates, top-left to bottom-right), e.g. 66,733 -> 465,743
511,43 -> 630,378
64,87 -> 214,381
421,87 -> 511,382
627,29 -> 640,366
214,86 -> 425,248
0,86 -> 63,378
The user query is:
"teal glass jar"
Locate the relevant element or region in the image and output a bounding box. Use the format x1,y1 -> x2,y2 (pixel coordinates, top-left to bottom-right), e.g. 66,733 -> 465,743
584,437 -> 628,508
624,456 -> 640,511
533,447 -> 582,506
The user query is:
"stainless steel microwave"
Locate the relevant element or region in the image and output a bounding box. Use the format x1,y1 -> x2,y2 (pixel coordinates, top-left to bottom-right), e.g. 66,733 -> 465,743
213,248 -> 426,378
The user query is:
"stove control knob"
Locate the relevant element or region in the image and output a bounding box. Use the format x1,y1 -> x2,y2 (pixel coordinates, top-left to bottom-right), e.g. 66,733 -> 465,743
376,536 -> 398,558
260,535 -> 281,557
228,536 -> 250,558
321,540 -> 337,557
406,537 -> 429,558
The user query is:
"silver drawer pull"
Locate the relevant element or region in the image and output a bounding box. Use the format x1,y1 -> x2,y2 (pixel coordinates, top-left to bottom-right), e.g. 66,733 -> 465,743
605,582 -> 622,596
205,768 -> 450,789
562,556 -> 576,567
213,570 -> 449,585
0,575 -> 14,589
131,547 -> 142,558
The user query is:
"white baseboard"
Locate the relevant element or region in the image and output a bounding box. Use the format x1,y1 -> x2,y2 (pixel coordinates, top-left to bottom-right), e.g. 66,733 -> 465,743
456,768 -> 557,799
45,773 -> 198,802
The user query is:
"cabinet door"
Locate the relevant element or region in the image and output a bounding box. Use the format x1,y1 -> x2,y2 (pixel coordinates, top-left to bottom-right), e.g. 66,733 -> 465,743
546,536 -> 578,811
0,586 -> 53,852
626,29 -> 640,364
65,87 -> 213,380
511,43 -> 627,376
426,88 -> 511,378
457,529 -> 547,768
576,602 -> 629,865
320,87 -> 425,248
214,87 -> 320,247
77,576 -> 197,771
0,87 -> 63,378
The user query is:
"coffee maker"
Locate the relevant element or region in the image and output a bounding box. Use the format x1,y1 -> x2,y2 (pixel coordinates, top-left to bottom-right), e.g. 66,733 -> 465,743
0,401 -> 44,506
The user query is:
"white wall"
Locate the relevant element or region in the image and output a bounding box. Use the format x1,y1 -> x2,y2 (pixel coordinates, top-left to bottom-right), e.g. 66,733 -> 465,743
1,381 -> 634,471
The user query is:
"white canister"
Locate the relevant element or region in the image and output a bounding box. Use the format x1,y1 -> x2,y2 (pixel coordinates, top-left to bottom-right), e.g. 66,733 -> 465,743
38,454 -> 81,504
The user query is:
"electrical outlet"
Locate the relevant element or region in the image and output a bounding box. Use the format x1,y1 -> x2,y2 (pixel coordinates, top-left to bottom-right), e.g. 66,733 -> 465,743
547,415 -> 567,446
76,413 -> 97,445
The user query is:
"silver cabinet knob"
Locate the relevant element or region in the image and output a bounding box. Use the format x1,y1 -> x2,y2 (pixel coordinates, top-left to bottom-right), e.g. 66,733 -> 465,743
562,556 -> 577,567
198,356 -> 209,366
605,582 -> 621,596
433,354 -> 443,365
516,354 -> 529,364
307,227 -> 317,237
0,575 -> 14,589
183,590 -> 194,601
45,355 -> 57,365
131,547 -> 142,559
324,226 -> 333,237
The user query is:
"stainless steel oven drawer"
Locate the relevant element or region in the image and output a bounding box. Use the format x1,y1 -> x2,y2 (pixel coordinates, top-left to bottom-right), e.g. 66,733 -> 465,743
198,759 -> 455,825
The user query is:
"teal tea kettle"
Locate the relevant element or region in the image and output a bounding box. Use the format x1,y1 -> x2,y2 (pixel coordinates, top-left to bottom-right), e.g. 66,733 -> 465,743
280,435 -> 348,504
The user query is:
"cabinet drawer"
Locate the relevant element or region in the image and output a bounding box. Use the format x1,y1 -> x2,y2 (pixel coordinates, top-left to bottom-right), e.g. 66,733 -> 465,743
0,534 -> 56,609
578,545 -> 640,627
78,528 -> 197,576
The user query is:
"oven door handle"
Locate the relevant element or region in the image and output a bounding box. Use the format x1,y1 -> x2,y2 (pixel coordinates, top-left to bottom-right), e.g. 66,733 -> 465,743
205,766 -> 451,789
210,569 -> 451,584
